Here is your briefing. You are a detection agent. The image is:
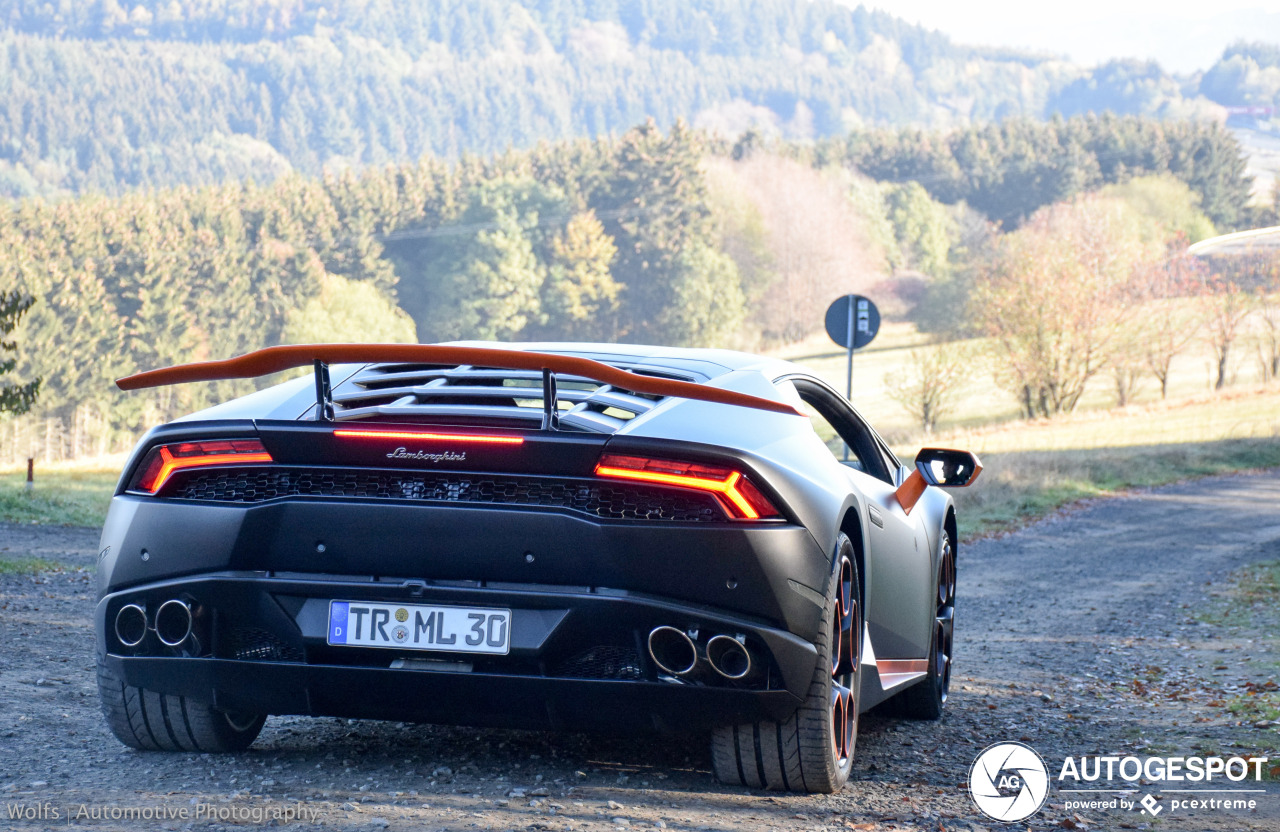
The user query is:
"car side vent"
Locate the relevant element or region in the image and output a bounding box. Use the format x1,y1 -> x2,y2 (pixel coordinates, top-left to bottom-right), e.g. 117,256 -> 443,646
331,363 -> 693,433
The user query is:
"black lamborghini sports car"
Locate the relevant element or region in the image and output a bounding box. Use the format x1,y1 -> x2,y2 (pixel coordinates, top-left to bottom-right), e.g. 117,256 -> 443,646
95,343 -> 980,793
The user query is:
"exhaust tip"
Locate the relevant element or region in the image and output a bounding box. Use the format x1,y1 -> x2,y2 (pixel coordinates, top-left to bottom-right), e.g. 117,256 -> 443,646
707,635 -> 752,680
647,626 -> 697,676
155,599 -> 193,647
114,604 -> 148,648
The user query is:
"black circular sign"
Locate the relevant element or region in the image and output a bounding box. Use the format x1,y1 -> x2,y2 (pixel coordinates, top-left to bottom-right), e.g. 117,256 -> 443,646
824,295 -> 880,349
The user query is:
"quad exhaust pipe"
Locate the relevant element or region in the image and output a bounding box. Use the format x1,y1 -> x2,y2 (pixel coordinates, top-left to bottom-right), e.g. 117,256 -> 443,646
114,599 -> 194,648
647,626 -> 697,676
155,599 -> 193,647
114,604 -> 147,648
706,635 -> 752,680
648,626 -> 756,681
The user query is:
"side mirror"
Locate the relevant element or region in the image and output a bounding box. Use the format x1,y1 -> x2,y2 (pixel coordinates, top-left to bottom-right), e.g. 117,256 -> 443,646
915,448 -> 982,488
894,448 -> 982,515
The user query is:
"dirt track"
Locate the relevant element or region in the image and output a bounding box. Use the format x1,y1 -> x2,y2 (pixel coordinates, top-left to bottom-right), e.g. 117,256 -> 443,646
1,471 -> 1279,831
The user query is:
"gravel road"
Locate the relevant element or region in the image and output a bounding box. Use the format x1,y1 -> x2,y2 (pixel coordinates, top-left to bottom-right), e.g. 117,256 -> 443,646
2,471 -> 1279,831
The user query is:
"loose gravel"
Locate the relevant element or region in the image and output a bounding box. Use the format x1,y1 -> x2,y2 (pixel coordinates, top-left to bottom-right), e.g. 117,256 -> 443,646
1,472 -> 1279,831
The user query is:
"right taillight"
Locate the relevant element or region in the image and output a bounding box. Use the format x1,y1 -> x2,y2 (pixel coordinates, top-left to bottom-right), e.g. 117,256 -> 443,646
594,453 -> 782,521
129,439 -> 273,495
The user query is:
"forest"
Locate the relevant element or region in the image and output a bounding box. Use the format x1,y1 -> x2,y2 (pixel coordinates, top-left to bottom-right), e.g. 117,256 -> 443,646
0,0 -> 1274,199
1,111 -> 1273,460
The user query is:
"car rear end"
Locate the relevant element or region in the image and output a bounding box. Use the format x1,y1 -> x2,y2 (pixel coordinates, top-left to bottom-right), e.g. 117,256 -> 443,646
95,359 -> 830,735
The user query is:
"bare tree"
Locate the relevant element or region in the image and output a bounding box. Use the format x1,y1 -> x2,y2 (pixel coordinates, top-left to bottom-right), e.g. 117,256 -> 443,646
1249,253 -> 1280,383
885,342 -> 971,434
1258,288 -> 1280,383
1198,275 -> 1254,390
1132,236 -> 1206,399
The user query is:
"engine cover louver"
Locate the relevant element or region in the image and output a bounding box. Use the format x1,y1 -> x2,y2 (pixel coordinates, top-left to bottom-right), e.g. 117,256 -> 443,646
331,362 -> 688,433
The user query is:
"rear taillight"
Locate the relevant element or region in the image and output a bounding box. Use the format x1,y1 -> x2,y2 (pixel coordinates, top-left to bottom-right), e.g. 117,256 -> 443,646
130,439 -> 273,494
594,453 -> 781,521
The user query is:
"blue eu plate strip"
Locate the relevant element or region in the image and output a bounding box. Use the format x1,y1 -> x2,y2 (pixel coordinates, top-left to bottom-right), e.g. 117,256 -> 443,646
328,601 -> 349,644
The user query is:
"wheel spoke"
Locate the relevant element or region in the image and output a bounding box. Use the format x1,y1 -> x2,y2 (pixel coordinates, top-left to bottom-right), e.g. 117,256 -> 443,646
829,553 -> 861,770
934,534 -> 957,703
830,683 -> 853,762
830,613 -> 842,675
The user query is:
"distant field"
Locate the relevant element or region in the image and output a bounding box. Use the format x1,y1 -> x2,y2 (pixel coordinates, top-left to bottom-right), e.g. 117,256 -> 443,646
778,319 -> 1277,442
779,322 -> 1280,536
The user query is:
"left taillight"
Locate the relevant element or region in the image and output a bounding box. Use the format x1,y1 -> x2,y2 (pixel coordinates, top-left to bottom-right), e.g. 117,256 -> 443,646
594,453 -> 782,521
129,439 -> 273,495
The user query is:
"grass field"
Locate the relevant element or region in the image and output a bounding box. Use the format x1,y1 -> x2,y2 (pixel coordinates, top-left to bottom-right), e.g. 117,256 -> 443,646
0,457 -> 123,527
2,320 -> 1278,536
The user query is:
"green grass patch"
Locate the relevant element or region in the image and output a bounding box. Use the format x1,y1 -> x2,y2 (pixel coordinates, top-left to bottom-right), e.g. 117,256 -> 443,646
1227,690 -> 1280,724
0,556 -> 79,574
0,467 -> 118,527
1233,561 -> 1280,605
1199,560 -> 1280,629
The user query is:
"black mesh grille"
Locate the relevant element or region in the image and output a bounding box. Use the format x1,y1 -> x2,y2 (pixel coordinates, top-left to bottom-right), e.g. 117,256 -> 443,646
224,627 -> 305,662
551,645 -> 645,680
168,468 -> 725,522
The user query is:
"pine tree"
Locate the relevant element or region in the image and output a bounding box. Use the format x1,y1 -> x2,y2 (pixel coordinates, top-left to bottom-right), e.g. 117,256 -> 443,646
0,291 -> 40,415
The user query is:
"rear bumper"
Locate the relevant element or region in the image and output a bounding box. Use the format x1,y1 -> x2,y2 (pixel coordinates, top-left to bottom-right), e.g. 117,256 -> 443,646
102,655 -> 803,732
96,573 -> 816,732
97,495 -> 832,639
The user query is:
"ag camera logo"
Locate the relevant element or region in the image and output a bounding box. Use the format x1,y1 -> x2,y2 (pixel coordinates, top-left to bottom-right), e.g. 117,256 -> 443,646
969,741 -> 1050,822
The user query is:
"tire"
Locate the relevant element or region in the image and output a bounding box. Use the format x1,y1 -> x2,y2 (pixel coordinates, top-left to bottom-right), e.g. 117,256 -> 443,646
96,655 -> 265,752
889,524 -> 955,720
711,533 -> 862,793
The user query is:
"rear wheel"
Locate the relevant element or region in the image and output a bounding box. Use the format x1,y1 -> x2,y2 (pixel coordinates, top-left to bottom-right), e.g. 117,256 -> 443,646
97,655 -> 265,752
711,533 -> 862,793
889,525 -> 955,719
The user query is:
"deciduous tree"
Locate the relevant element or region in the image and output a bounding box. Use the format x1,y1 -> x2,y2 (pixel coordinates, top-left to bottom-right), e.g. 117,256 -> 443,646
975,195 -> 1151,417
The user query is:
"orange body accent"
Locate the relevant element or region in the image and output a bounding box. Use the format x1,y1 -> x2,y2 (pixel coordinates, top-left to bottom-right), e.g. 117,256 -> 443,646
893,469 -> 928,515
876,658 -> 929,675
115,344 -> 804,417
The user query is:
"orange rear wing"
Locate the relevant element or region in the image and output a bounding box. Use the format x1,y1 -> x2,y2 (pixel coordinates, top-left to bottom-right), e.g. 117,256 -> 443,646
115,344 -> 804,424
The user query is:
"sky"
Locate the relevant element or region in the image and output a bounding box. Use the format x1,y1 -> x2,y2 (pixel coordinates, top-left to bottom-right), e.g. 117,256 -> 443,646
856,1 -> 1280,74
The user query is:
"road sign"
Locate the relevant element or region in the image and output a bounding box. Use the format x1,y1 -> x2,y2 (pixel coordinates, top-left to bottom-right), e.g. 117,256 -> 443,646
824,295 -> 880,350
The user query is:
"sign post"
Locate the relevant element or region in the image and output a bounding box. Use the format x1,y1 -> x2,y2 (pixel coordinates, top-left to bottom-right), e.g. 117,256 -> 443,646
824,294 -> 881,400
823,295 -> 881,460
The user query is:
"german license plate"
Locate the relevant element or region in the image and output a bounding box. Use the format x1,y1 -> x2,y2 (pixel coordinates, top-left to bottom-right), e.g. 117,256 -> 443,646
326,601 -> 510,655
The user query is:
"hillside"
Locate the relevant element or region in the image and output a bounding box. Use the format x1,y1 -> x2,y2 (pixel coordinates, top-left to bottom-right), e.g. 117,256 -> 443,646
0,0 -> 1259,199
